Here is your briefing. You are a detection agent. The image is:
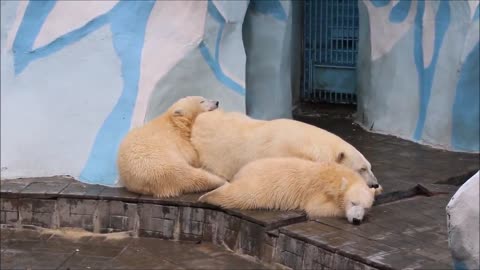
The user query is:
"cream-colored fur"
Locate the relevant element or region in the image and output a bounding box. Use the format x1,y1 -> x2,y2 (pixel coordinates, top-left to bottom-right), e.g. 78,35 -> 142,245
191,110 -> 381,190
199,158 -> 376,224
117,96 -> 226,197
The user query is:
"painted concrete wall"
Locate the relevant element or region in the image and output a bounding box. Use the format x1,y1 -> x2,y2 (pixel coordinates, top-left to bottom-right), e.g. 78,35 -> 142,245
357,0 -> 479,153
446,171 -> 479,270
1,0 -> 295,186
244,0 -> 297,119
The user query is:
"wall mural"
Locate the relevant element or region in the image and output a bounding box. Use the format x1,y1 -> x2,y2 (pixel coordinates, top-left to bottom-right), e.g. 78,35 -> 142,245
1,0 -> 291,185
357,0 -> 479,153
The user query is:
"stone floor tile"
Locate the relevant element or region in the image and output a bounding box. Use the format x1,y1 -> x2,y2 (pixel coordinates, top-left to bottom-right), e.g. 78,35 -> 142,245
99,187 -> 140,202
1,250 -> 71,270
7,227 -> 54,241
105,247 -> 183,270
57,254 -> 113,270
176,254 -> 266,270
368,250 -> 445,270
226,209 -> 306,229
2,228 -> 266,269
339,238 -> 397,262
33,234 -> 126,258
59,180 -> 106,200
85,234 -> 134,249
20,177 -> 72,199
0,178 -> 36,196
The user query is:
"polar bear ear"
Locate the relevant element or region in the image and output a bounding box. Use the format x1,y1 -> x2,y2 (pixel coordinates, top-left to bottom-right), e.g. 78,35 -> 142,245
173,109 -> 184,116
336,152 -> 345,163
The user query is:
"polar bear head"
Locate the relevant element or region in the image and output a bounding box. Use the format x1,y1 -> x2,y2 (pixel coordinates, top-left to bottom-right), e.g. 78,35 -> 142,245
168,96 -> 219,135
169,96 -> 219,119
335,145 -> 380,190
341,177 -> 376,225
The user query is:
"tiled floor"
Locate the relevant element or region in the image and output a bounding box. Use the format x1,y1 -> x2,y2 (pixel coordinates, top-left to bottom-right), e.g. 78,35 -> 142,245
1,227 -> 267,270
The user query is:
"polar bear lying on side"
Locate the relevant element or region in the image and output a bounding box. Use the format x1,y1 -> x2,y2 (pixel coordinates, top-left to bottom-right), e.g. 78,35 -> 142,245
117,96 -> 226,197
199,158 -> 376,225
191,110 -> 380,190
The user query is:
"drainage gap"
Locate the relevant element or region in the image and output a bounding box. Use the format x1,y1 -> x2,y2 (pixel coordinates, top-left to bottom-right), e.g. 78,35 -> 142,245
374,185 -> 432,206
434,169 -> 478,187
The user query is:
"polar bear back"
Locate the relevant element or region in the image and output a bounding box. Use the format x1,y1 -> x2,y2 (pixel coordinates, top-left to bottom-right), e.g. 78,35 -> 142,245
191,110 -> 362,181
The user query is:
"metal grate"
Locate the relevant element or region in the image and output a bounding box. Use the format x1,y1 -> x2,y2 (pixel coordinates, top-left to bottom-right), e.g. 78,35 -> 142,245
302,0 -> 359,104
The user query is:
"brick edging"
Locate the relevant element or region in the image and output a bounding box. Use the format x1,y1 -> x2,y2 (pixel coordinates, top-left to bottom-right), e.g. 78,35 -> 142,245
1,192 -> 386,270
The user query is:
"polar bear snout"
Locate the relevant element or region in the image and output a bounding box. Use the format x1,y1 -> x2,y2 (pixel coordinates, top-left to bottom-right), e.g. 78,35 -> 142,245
365,172 -> 379,188
198,98 -> 219,112
205,100 -> 219,111
346,205 -> 366,225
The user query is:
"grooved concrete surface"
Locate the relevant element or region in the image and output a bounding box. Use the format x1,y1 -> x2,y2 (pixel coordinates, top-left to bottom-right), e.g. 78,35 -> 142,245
0,227 -> 267,270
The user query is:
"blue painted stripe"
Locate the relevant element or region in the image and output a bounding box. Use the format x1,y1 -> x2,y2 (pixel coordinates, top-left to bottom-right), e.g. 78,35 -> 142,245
207,0 -> 225,23
199,41 -> 245,96
473,5 -> 479,21
370,0 -> 390,8
451,42 -> 479,152
80,0 -> 155,185
12,0 -> 56,74
201,0 -> 245,96
249,0 -> 287,21
389,0 -> 412,23
413,1 -> 451,141
412,0 -> 425,140
208,0 -> 225,62
453,259 -> 469,270
21,14 -> 109,67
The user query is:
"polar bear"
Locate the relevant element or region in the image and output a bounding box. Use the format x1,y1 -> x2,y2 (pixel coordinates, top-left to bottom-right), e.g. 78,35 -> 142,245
199,158 -> 376,225
191,110 -> 380,190
117,96 -> 226,197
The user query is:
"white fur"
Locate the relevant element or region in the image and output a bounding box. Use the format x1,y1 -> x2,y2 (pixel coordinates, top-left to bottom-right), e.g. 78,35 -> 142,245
191,110 -> 381,190
199,158 -> 376,224
117,96 -> 225,197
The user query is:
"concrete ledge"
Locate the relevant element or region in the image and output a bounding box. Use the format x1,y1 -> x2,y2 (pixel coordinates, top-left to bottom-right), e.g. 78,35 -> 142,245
1,177 -> 310,269
0,176 -> 459,270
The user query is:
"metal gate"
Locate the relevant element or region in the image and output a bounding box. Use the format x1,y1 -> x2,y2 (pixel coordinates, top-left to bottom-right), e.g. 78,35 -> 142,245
302,0 -> 359,104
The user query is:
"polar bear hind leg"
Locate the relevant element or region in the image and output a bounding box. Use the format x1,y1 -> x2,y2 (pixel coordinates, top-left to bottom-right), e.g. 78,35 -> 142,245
149,165 -> 226,198
199,183 -> 259,209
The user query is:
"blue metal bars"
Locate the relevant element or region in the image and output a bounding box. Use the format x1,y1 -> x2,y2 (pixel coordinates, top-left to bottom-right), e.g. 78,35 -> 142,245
302,0 -> 359,104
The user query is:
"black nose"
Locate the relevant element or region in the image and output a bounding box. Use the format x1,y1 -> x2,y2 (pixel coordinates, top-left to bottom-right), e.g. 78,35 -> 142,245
215,101 -> 219,106
371,184 -> 379,189
352,218 -> 361,225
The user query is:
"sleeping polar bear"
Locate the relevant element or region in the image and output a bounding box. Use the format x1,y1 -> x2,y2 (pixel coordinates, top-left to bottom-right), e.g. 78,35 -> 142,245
117,96 -> 226,198
199,158 -> 376,225
191,110 -> 380,189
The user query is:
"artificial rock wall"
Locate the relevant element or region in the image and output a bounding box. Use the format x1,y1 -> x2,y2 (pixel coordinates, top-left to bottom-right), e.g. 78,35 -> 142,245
0,0 -> 298,186
446,171 -> 480,270
357,0 -> 479,153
